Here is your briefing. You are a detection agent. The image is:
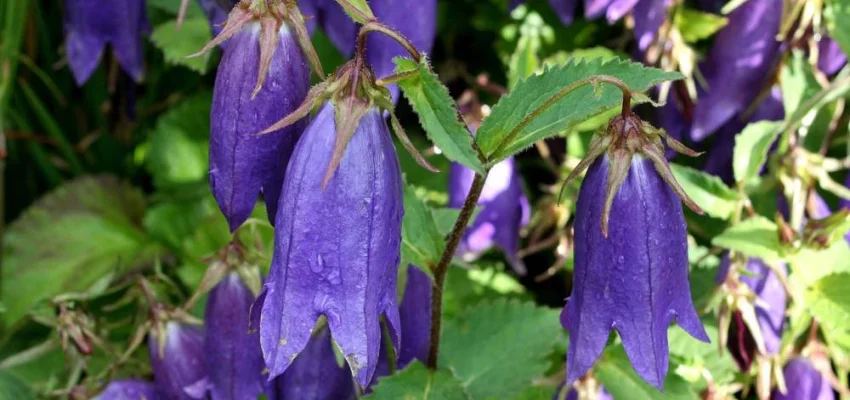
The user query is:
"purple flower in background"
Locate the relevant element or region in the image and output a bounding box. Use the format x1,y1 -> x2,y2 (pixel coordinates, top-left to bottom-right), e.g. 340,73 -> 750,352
772,357 -> 835,400
148,322 -> 205,400
585,0 -> 615,19
366,0 -> 437,100
819,37 -> 848,76
691,0 -> 782,141
259,103 -> 403,388
511,0 -> 577,26
299,0 -> 357,56
266,328 -> 357,400
94,380 -> 156,400
209,18 -> 310,231
448,157 -> 530,275
553,381 -> 613,400
632,0 -> 669,50
716,256 -> 788,371
203,272 -> 264,400
562,154 -> 708,389
63,0 -> 150,85
396,266 -> 432,367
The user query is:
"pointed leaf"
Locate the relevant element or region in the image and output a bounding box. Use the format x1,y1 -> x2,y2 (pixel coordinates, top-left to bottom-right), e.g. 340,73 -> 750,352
670,164 -> 739,220
150,18 -> 212,73
402,184 -> 444,269
732,121 -> 782,184
712,216 -> 783,261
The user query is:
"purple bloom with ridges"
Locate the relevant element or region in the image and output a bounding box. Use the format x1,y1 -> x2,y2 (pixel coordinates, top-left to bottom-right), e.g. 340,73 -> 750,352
563,154 -> 708,389
691,0 -> 782,141
209,20 -> 310,231
148,322 -> 205,400
819,37 -> 848,76
259,103 -> 403,388
448,157 -> 530,275
95,380 -> 155,400
203,271 -> 264,400
266,327 -> 357,400
63,0 -> 150,85
772,357 -> 835,400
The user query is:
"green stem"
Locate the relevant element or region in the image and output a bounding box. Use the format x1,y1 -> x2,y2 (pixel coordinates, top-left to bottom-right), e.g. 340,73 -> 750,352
426,171 -> 488,369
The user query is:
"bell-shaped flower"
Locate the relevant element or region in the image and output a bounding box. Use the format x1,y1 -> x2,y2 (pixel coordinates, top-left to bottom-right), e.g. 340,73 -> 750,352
259,103 -> 403,388
148,322 -> 206,400
773,357 -> 835,400
63,0 -> 150,85
94,380 -> 155,400
202,4 -> 311,231
819,37 -> 847,76
561,111 -> 709,389
691,0 -> 782,140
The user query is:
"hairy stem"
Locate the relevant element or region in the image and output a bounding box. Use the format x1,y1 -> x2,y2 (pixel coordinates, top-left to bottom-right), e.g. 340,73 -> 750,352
427,171 -> 488,369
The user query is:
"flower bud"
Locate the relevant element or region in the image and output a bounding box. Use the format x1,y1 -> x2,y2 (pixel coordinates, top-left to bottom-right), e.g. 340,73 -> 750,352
208,12 -> 310,231
259,103 -> 403,388
63,0 -> 150,85
266,327 -> 357,400
772,357 -> 835,400
148,322 -> 206,400
95,380 -> 155,400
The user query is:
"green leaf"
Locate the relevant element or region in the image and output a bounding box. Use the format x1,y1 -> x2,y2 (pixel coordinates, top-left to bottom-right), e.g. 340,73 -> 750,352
780,51 -> 821,117
366,362 -> 469,400
673,8 -> 728,42
442,266 -> 530,319
597,346 -> 699,399
825,0 -> 850,57
440,300 -> 561,399
788,241 -> 850,286
668,323 -> 737,388
395,57 -> 485,174
805,273 -> 850,349
150,18 -> 212,74
0,370 -> 36,400
147,0 -> 204,17
507,11 -> 552,89
433,208 -> 462,236
732,121 -> 782,184
144,93 -> 212,187
332,0 -> 374,24
402,184 -> 445,269
1,176 -> 165,325
670,164 -> 739,220
712,216 -> 782,261
475,57 -> 682,163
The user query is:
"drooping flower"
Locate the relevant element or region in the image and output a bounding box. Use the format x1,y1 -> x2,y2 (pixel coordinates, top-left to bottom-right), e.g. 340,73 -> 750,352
94,380 -> 156,400
148,322 -> 206,400
561,111 -> 709,389
366,0 -> 437,100
259,103 -> 403,388
716,256 -> 788,371
449,157 -> 530,275
772,357 -> 835,400
691,0 -> 782,141
266,327 -> 357,400
63,0 -> 150,85
206,5 -> 310,231
818,37 -> 848,76
203,271 -> 264,400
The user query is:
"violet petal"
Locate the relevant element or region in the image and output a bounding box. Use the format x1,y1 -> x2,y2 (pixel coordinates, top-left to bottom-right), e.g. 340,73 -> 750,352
95,380 -> 156,400
266,327 -> 357,400
148,322 -> 206,400
772,357 -> 835,400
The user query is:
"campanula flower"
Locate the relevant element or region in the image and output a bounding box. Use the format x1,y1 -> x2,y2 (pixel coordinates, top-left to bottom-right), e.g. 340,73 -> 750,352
266,327 -> 357,400
95,380 -> 155,400
63,0 -> 150,85
259,103 -> 403,388
773,357 -> 835,400
206,5 -> 310,231
148,322 -> 205,400
819,37 -> 848,76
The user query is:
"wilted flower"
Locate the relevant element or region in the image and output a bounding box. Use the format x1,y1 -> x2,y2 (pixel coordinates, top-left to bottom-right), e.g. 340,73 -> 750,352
561,110 -> 708,388
148,322 -> 205,400
202,271 -> 264,400
818,37 -> 848,76
691,0 -> 782,140
95,380 -> 155,400
259,103 -> 403,388
773,357 -> 835,400
203,4 -> 311,231
63,0 -> 150,85
265,327 -> 357,400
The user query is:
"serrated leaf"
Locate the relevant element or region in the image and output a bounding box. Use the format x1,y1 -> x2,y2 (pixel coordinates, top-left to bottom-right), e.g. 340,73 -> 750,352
395,57 -> 485,174
150,19 -> 211,73
596,347 -> 699,399
805,273 -> 850,349
475,57 -> 682,163
366,362 -> 469,400
144,93 -> 212,187
402,184 -> 444,269
0,370 -> 36,400
440,300 -> 561,399
670,164 -> 739,220
712,216 -> 782,261
825,0 -> 850,57
673,8 -> 728,42
732,121 -> 782,184
1,176 -> 165,325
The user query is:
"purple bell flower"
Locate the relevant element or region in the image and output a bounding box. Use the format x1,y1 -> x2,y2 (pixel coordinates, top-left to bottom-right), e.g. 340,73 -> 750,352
148,322 -> 206,400
716,256 -> 788,371
448,157 -> 530,275
632,0 -> 669,50
772,357 -> 835,400
209,17 -> 310,231
691,0 -> 782,141
818,37 -> 848,76
259,103 -> 403,388
95,380 -> 156,400
266,327 -> 357,400
63,0 -> 150,85
203,271 -> 264,400
396,266 -> 432,368
563,113 -> 709,388
366,0 -> 437,101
